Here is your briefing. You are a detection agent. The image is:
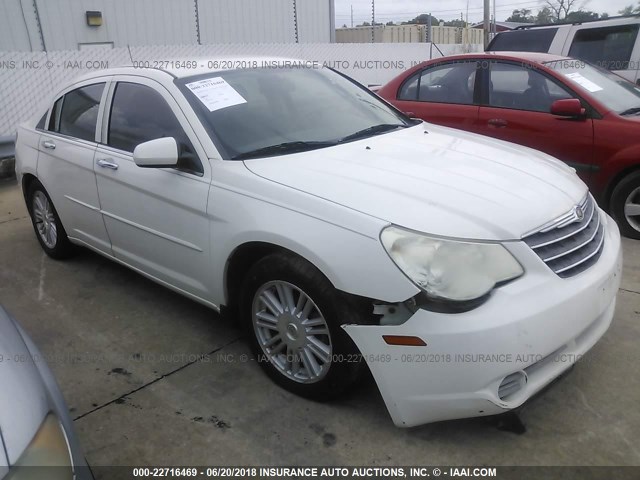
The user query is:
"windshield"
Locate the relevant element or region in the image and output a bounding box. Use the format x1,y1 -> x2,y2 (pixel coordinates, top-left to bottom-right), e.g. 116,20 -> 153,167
545,60 -> 640,115
176,67 -> 412,159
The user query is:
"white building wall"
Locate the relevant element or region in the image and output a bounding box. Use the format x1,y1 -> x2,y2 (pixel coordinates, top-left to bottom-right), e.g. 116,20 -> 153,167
296,0 -> 332,43
337,25 -> 485,45
0,0 -> 41,51
0,0 -> 334,51
198,0 -> 296,44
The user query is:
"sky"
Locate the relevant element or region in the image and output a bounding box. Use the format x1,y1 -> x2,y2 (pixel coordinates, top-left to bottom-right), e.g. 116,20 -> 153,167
335,0 -> 638,26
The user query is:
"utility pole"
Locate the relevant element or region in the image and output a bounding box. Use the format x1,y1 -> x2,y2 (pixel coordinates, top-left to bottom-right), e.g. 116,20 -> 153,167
351,4 -> 353,28
483,0 -> 490,48
371,0 -> 375,43
493,0 -> 497,35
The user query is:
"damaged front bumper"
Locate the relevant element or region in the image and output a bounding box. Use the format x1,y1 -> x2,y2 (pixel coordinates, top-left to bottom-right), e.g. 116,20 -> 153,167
343,215 -> 622,427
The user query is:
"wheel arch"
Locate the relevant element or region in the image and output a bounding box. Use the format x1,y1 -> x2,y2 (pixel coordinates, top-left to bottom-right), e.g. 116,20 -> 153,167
601,163 -> 640,211
223,241 -> 328,318
21,173 -> 38,204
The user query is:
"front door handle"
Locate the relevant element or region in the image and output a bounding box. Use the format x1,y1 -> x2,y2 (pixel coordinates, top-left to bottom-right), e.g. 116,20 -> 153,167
42,140 -> 56,150
488,118 -> 508,128
97,158 -> 119,170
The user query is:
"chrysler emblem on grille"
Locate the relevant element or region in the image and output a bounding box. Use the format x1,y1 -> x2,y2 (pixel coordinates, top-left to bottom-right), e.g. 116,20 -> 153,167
574,205 -> 585,222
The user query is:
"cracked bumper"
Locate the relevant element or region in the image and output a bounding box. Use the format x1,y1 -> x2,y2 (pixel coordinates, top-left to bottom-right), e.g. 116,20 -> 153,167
343,214 -> 622,427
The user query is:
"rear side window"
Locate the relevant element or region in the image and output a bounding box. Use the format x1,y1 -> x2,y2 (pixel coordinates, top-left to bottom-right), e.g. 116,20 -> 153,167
569,25 -> 640,70
58,83 -> 105,142
488,28 -> 558,52
399,62 -> 477,105
36,113 -> 46,130
108,82 -> 202,174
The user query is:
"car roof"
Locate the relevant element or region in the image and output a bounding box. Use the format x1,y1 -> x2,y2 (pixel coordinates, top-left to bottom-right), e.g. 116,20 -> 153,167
434,51 -> 571,65
72,56 -> 308,84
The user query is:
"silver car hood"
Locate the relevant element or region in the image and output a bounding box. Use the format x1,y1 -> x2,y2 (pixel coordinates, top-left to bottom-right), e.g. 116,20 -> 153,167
0,307 -> 49,466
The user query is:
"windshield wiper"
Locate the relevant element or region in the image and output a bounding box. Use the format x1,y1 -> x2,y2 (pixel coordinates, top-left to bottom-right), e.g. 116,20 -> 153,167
338,123 -> 408,143
620,107 -> 640,116
232,141 -> 337,160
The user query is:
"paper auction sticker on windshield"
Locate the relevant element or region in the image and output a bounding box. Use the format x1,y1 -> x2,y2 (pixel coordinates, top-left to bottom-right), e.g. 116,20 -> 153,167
186,77 -> 247,112
564,72 -> 603,93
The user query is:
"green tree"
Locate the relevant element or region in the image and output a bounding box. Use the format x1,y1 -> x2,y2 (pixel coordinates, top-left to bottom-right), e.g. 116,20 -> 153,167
443,19 -> 466,27
506,8 -> 535,22
535,7 -> 555,23
565,10 -> 600,22
618,3 -> 640,14
545,0 -> 581,21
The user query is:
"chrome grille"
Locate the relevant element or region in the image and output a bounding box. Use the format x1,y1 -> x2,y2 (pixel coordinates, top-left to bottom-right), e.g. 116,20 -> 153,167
523,195 -> 605,278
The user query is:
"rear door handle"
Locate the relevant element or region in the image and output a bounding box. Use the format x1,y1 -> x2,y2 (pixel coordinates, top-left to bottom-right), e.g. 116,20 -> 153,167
488,118 -> 508,128
42,140 -> 56,150
97,158 -> 119,170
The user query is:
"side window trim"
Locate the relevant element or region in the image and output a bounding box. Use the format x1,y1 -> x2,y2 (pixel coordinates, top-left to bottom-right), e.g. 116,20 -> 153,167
397,69 -> 421,101
44,81 -> 109,144
398,60 -> 481,106
102,79 -> 205,177
47,96 -> 63,133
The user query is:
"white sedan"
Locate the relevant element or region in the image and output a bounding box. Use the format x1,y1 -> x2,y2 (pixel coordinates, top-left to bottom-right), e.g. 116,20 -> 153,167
15,58 -> 621,427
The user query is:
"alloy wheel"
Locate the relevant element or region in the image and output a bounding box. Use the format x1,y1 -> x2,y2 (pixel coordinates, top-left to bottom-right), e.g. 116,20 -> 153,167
252,280 -> 332,384
32,191 -> 58,249
624,187 -> 640,233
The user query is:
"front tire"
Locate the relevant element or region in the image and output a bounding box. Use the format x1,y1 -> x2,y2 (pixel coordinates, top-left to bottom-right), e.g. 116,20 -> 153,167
241,253 -> 365,400
27,181 -> 76,259
610,171 -> 640,240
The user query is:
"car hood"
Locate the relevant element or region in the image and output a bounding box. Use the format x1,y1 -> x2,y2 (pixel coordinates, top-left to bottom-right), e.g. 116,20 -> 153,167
243,123 -> 587,240
0,306 -> 49,466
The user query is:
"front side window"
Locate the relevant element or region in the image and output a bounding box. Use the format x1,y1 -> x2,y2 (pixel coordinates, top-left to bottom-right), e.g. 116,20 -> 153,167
108,82 -> 202,174
57,83 -> 105,142
569,25 -> 640,70
489,62 -> 573,113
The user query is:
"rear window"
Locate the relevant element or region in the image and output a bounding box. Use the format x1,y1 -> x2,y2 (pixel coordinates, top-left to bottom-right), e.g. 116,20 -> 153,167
569,25 -> 640,70
487,28 -> 558,52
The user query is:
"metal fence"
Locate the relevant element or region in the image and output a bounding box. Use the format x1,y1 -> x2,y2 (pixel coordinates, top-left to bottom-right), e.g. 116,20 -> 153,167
0,42 -> 482,137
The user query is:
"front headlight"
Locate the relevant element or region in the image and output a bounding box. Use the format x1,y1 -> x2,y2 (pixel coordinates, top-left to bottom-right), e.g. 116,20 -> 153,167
381,226 -> 523,302
6,413 -> 74,480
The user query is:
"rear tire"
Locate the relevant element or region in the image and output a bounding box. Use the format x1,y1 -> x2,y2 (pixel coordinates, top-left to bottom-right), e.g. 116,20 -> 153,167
240,252 -> 366,400
610,171 -> 640,240
27,180 -> 76,259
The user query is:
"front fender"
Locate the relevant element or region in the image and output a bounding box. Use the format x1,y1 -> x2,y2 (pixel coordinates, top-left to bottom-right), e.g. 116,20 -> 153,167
207,162 -> 419,307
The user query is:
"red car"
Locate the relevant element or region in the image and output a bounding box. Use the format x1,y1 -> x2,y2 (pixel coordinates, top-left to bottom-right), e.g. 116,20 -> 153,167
378,52 -> 640,238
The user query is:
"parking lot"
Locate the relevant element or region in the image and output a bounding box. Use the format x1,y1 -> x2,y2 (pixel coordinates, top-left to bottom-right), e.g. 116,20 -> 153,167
1,175 -> 639,471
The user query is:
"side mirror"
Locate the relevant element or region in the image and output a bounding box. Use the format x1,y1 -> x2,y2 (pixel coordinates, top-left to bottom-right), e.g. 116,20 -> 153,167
551,99 -> 585,118
133,137 -> 178,168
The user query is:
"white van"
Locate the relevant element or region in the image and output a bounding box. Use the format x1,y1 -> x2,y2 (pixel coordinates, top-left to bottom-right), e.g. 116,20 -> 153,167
487,15 -> 640,84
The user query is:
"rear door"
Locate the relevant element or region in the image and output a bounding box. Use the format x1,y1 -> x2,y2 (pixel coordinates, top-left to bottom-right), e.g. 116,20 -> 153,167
477,61 -> 596,183
392,60 -> 481,132
37,79 -> 112,253
94,77 -> 213,301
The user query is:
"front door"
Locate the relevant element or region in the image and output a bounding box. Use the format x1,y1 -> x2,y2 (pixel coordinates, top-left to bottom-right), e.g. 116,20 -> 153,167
477,61 -> 595,184
94,78 -> 212,301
